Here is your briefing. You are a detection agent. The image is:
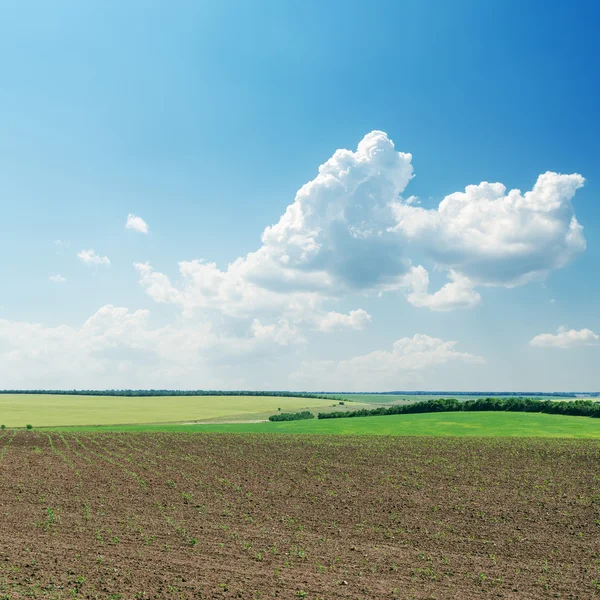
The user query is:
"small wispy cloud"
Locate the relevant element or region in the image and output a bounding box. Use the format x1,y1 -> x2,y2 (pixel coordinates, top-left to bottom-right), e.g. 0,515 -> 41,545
49,274 -> 66,283
126,213 -> 149,234
77,249 -> 111,266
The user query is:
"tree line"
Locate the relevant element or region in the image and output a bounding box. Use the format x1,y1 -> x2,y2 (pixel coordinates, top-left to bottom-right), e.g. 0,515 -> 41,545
324,391 -> 597,398
0,389 -> 336,400
317,397 -> 600,419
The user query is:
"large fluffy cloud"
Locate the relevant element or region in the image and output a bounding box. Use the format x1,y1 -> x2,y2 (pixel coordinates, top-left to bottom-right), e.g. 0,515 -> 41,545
253,130 -> 414,292
135,131 -> 415,325
392,172 -> 585,287
529,327 -> 599,349
136,131 -> 586,322
290,334 -> 484,391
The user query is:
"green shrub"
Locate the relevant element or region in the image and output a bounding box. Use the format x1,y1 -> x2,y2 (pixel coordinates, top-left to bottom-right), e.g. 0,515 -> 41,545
269,411 -> 314,422
26,424 -> 33,430
0,424 -> 5,430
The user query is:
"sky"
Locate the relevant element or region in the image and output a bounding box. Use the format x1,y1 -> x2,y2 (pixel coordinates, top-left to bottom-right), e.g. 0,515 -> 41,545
1,0 -> 599,392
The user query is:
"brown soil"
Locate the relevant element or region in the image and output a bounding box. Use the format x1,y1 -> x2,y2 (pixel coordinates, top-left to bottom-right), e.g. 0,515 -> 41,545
0,431 -> 598,599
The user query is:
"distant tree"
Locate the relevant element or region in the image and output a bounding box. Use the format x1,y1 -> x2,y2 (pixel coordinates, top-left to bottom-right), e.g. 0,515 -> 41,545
269,411 -> 314,422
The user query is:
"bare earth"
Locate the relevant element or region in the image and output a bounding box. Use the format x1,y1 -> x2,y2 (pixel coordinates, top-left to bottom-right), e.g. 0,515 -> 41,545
0,431 -> 599,599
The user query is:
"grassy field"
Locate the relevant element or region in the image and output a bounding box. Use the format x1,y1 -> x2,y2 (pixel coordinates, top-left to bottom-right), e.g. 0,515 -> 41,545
4,394 -> 599,437
52,411 -> 600,437
0,394 -> 361,427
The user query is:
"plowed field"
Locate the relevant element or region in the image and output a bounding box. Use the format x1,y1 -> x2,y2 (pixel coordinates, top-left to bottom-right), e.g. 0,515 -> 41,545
0,431 -> 598,599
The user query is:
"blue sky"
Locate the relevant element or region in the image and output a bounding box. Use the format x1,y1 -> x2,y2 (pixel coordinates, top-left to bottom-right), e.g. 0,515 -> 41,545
1,0 -> 598,391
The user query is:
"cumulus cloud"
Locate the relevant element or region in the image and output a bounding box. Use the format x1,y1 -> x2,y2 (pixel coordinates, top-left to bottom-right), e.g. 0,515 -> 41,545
135,131 -> 586,321
392,172 -> 585,287
529,327 -> 599,349
253,130 -> 414,293
78,249 -> 110,266
315,309 -> 372,332
251,319 -> 305,346
134,131 -> 414,325
126,213 -> 149,234
49,274 -> 66,283
405,267 -> 481,311
291,334 -> 484,391
134,260 -> 322,320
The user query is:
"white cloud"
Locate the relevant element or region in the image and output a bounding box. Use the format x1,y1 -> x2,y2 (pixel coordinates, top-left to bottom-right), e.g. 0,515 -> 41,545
315,309 -> 372,332
405,267 -> 481,311
0,307 -> 483,390
54,240 -> 70,248
0,305 -> 303,389
529,327 -> 599,349
135,131 -> 415,323
78,249 -> 110,266
392,172 -> 585,287
134,260 -> 372,336
134,260 -> 322,320
291,334 -> 484,391
49,274 -> 66,283
136,131 -> 586,319
254,130 -> 414,293
251,319 -> 305,346
126,213 -> 149,234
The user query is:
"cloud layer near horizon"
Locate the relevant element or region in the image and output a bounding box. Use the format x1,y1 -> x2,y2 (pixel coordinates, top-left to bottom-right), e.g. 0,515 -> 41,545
291,334 -> 485,390
0,307 -> 483,390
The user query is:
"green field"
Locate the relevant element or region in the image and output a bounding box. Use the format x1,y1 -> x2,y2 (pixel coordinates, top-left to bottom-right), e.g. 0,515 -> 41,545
52,411 -> 600,438
0,394 -> 360,427
4,394 -> 599,437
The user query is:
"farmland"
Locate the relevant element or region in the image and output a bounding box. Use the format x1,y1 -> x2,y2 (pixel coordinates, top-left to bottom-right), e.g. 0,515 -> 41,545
55,411 -> 600,438
1,430 -> 599,599
4,393 -> 600,438
0,394 -> 366,428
